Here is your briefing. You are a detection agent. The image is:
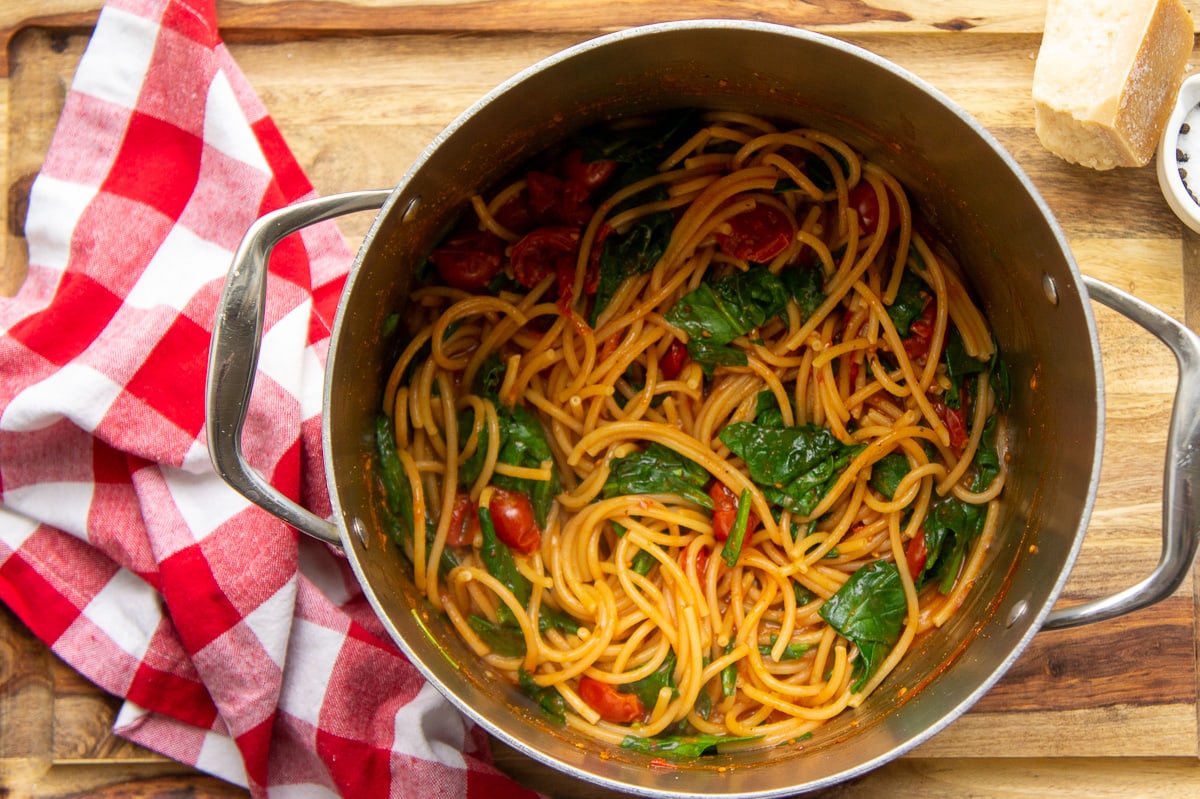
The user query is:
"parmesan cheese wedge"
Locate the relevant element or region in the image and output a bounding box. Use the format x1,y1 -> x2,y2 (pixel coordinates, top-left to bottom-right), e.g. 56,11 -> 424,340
1033,0 -> 1194,170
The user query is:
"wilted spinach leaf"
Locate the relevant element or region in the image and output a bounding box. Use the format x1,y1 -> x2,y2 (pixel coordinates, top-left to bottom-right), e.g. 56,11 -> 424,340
619,650 -> 678,710
620,733 -> 762,759
602,442 -> 713,508
459,404 -> 559,527
519,668 -> 566,724
718,422 -> 864,516
665,267 -> 789,347
818,560 -> 906,691
887,268 -> 928,338
870,451 -> 911,501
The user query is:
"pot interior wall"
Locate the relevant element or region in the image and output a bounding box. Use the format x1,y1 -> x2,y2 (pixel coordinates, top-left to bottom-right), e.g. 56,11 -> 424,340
323,21 -> 1102,797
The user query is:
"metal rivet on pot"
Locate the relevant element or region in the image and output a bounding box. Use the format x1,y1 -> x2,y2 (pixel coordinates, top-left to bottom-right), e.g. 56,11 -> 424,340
401,195 -> 421,223
1042,273 -> 1059,306
351,517 -> 369,548
1005,598 -> 1029,628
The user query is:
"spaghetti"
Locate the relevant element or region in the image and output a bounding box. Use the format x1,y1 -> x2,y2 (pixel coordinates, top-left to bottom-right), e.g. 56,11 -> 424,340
374,110 -> 1007,755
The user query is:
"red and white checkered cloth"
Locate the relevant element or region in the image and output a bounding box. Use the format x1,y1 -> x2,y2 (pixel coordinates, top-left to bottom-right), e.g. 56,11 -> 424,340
0,1 -> 541,796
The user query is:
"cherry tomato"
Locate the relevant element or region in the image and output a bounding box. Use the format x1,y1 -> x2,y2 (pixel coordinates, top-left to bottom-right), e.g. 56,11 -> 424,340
563,148 -> 618,193
848,180 -> 899,236
714,204 -> 793,263
446,492 -> 479,547
932,397 -> 969,451
488,488 -> 541,554
578,675 -> 645,723
526,172 -> 593,227
903,297 -> 936,361
428,230 -> 504,291
906,528 -> 928,578
510,227 -> 580,290
708,482 -> 758,542
659,339 -> 689,380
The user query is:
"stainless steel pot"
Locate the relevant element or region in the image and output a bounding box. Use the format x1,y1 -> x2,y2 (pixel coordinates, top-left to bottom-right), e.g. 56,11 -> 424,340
205,20 -> 1200,797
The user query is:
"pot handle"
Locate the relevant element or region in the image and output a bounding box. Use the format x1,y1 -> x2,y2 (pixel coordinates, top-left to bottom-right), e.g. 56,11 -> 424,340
205,190 -> 392,548
1043,275 -> 1200,629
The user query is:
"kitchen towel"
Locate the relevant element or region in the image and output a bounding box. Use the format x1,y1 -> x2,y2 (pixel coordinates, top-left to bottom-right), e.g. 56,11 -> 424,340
0,0 -> 539,796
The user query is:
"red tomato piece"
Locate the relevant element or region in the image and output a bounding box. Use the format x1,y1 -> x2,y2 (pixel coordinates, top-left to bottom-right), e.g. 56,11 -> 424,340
428,230 -> 504,291
578,675 -> 645,723
932,398 -> 969,451
526,171 -> 593,227
446,492 -> 479,547
848,180 -> 900,236
906,528 -> 928,578
488,488 -> 541,554
659,339 -> 689,380
714,204 -> 793,263
510,227 -> 581,291
708,482 -> 758,542
903,297 -> 936,361
562,148 -> 618,193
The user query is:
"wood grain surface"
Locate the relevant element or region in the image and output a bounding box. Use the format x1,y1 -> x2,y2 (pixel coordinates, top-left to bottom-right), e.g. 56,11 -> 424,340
2,2 -> 1200,798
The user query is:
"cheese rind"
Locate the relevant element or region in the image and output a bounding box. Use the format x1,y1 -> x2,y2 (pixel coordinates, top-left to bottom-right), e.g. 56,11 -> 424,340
1033,0 -> 1194,170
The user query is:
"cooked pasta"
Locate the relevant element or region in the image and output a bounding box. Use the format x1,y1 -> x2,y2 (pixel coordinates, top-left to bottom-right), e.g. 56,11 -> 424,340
373,110 -> 1007,756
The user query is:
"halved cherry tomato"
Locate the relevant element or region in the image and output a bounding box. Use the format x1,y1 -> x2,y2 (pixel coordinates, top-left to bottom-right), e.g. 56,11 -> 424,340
659,339 -> 689,380
578,675 -> 645,723
848,180 -> 900,236
902,296 -> 936,361
932,397 -> 969,451
563,148 -> 618,193
714,204 -> 793,263
488,488 -> 541,554
446,492 -> 480,547
510,227 -> 580,290
526,172 -> 593,227
428,229 -> 504,291
906,528 -> 928,578
708,481 -> 758,542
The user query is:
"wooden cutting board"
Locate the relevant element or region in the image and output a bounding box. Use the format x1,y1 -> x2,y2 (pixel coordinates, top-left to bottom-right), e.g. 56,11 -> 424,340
2,2 -> 1200,797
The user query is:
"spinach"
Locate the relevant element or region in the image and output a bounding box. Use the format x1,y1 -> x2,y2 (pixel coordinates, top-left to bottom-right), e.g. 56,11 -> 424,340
753,391 -> 788,429
666,267 -> 789,347
870,451 -> 911,501
459,404 -> 559,527
577,110 -> 700,172
468,615 -> 527,657
943,329 -> 987,409
718,422 -> 864,516
619,650 -> 678,710
592,209 -> 674,323
602,442 -> 713,508
375,415 -> 458,575
631,548 -> 658,577
780,264 -> 825,322
685,340 -> 750,376
921,495 -> 986,593
721,642 -> 737,697
887,268 -> 928,337
478,507 -> 531,624
472,352 -> 506,403
620,733 -> 761,759
720,488 -> 753,567
793,582 -> 816,606
519,668 -> 566,725
759,637 -> 811,661
971,415 -> 1001,492
818,560 -> 906,691
469,606 -> 578,659
376,415 -> 414,536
